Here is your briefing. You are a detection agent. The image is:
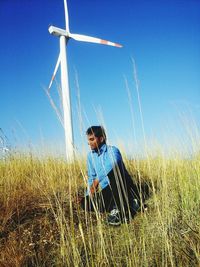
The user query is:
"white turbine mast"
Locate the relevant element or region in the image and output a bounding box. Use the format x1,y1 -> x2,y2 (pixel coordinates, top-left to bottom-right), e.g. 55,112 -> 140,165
48,0 -> 122,161
0,128 -> 10,158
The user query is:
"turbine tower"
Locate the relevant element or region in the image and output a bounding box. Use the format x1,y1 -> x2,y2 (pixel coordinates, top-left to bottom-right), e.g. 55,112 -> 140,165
48,0 -> 122,161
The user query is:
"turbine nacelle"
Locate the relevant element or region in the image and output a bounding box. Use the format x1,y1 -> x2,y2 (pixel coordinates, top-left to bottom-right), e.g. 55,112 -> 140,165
48,25 -> 69,37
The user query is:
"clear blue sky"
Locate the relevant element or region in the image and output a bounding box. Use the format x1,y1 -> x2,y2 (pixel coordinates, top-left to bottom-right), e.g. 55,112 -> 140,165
0,0 -> 199,157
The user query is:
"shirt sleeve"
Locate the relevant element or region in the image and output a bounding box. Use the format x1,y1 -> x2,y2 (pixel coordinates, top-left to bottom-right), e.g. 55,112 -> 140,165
98,146 -> 122,181
87,152 -> 97,187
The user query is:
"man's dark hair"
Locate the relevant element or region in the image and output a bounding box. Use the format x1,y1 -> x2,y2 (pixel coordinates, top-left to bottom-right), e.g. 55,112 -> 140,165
86,126 -> 107,142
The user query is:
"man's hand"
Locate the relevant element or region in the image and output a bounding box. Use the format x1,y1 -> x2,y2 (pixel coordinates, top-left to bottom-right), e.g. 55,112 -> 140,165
90,179 -> 99,196
76,196 -> 83,204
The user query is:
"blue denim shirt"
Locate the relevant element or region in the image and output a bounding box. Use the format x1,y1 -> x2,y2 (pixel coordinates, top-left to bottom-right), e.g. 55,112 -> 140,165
86,144 -> 123,195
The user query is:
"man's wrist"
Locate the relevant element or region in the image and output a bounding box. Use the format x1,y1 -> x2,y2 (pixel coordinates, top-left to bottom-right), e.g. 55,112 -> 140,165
90,180 -> 99,195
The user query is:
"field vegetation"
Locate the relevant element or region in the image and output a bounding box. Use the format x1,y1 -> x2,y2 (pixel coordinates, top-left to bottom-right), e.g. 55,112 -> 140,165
0,148 -> 199,266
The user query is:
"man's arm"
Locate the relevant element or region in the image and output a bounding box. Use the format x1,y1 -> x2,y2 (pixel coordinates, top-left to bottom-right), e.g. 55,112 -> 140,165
87,153 -> 99,196
89,179 -> 99,196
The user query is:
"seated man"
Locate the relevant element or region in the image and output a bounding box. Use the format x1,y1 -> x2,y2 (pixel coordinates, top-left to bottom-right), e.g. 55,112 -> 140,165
80,125 -> 140,226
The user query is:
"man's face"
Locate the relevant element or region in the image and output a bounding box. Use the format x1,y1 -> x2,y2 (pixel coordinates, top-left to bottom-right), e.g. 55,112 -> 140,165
87,134 -> 104,150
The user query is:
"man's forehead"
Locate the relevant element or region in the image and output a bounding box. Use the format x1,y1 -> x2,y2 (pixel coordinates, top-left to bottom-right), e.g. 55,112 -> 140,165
87,134 -> 96,139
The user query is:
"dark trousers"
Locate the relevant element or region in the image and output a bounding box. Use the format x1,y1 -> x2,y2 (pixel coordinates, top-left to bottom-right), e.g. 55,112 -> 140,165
81,168 -> 138,215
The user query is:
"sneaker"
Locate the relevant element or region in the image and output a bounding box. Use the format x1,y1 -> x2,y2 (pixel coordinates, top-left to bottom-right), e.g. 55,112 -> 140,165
107,208 -> 121,226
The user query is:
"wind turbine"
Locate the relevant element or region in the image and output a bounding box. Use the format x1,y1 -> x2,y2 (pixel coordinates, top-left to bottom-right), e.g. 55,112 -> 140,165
0,128 -> 10,158
48,0 -> 122,161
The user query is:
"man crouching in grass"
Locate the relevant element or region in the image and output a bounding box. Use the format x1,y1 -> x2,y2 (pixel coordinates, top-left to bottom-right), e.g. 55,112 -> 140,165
79,125 -> 140,226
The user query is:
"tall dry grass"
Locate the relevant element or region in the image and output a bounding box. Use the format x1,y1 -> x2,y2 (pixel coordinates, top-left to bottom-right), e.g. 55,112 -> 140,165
0,149 -> 199,266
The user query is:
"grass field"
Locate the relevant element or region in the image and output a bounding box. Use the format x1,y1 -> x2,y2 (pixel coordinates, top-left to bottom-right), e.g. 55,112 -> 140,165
0,148 -> 199,266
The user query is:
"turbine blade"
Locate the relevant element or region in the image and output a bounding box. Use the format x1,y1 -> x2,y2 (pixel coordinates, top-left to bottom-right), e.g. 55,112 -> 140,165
69,33 -> 122,48
64,0 -> 69,32
48,54 -> 61,92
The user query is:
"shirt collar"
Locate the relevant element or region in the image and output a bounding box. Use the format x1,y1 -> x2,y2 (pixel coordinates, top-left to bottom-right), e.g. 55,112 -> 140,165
92,143 -> 107,155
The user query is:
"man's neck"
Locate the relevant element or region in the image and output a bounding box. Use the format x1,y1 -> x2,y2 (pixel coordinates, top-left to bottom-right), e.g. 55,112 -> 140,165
94,142 -> 106,153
